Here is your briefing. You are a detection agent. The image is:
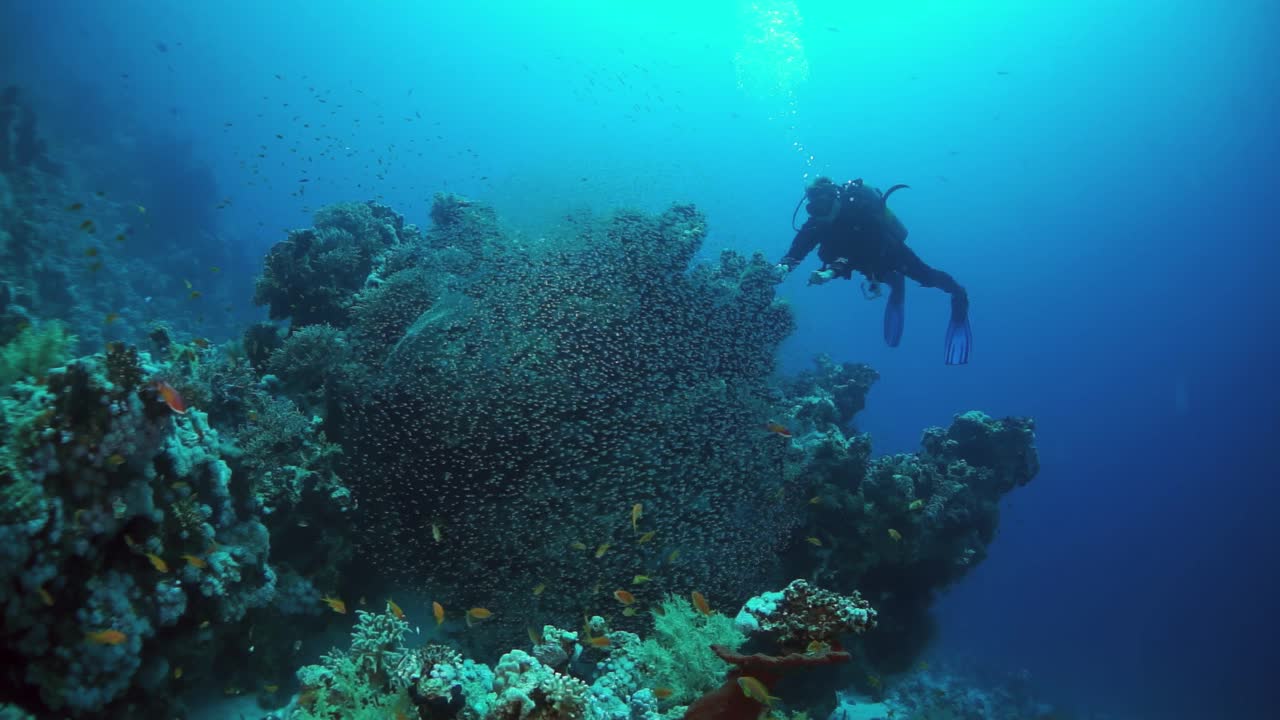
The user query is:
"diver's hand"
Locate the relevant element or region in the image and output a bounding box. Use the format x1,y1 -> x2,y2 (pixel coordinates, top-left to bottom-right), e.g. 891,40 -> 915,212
808,269 -> 836,286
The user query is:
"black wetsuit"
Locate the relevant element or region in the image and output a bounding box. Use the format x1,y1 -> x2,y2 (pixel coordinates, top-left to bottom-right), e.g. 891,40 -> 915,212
780,197 -> 964,298
780,180 -> 973,363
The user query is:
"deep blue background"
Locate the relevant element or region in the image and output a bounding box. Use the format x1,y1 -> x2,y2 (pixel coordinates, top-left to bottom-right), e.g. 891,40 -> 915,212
4,2 -> 1277,716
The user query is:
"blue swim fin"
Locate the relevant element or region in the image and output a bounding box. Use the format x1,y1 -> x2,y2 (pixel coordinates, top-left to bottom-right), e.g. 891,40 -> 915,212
883,273 -> 905,347
945,296 -> 972,365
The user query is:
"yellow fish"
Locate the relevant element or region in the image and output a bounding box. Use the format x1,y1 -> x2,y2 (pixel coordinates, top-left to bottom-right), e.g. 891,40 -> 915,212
637,531 -> 656,544
631,502 -> 642,532
466,607 -> 492,628
805,536 -> 823,547
107,454 -> 126,468
321,596 -> 347,614
145,553 -> 169,573
432,523 -> 443,543
173,667 -> 184,679
691,590 -> 711,616
37,586 -> 54,607
667,550 -> 680,563
594,543 -> 609,558
622,607 -> 639,616
264,684 -> 279,693
571,541 -> 588,551
180,554 -> 207,569
737,675 -> 779,706
632,575 -> 651,585
909,499 -> 925,511
532,583 -> 546,596
528,626 -> 542,645
387,598 -> 405,620
888,528 -> 903,542
808,496 -> 823,505
433,601 -> 445,626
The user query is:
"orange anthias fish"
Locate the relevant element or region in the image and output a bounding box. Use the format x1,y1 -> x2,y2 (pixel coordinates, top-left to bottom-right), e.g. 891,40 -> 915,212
691,590 -> 712,616
86,629 -> 127,645
433,601 -> 445,626
613,589 -> 635,605
653,687 -> 674,700
467,607 -> 492,620
594,543 -> 610,558
387,598 -> 405,620
145,553 -> 169,573
631,502 -> 642,532
588,635 -> 611,648
154,380 -> 188,414
321,596 -> 347,614
180,554 -> 206,569
765,422 -> 793,438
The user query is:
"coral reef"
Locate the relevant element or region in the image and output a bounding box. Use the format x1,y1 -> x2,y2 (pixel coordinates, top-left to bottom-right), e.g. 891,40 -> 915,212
292,581 -> 875,720
252,197 -> 803,651
0,159 -> 1038,719
774,359 -> 1038,669
0,328 -> 351,716
0,86 -> 59,176
684,581 -> 876,720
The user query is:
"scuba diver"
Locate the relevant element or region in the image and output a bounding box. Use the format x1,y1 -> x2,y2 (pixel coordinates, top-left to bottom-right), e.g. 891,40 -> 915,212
776,176 -> 973,365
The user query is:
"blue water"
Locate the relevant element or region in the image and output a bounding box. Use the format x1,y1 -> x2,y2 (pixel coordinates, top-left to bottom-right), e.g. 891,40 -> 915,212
5,1 -> 1277,717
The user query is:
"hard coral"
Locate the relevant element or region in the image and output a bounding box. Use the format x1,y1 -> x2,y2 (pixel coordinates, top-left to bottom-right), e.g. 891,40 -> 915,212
683,581 -> 874,720
733,580 -> 877,653
254,202 -> 415,327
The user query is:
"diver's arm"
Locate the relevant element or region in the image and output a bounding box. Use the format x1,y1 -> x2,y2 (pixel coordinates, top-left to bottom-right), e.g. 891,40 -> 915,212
779,224 -> 821,270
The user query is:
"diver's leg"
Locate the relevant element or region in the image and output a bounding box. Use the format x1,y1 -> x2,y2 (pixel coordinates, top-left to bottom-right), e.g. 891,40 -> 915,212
898,246 -> 971,364
884,271 -> 905,347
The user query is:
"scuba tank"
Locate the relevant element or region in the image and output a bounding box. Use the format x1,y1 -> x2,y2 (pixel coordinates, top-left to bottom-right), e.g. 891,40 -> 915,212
841,178 -> 910,247
792,176 -> 911,244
